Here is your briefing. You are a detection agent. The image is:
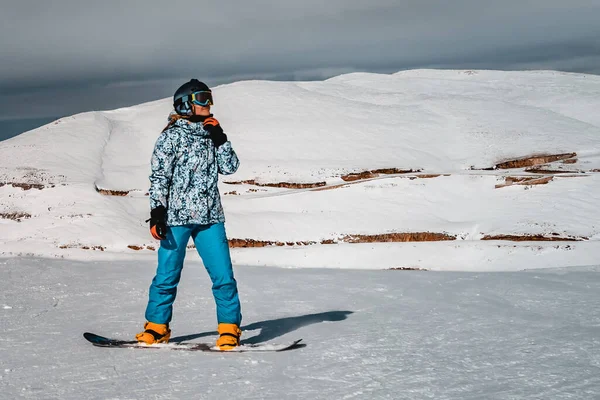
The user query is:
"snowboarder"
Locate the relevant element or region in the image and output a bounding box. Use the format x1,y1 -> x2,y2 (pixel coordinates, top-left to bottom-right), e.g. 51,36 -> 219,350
136,79 -> 242,350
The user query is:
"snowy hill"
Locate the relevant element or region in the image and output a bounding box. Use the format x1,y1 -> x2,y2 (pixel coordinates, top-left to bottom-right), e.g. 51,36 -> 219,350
1,69 -> 600,270
2,70 -> 600,400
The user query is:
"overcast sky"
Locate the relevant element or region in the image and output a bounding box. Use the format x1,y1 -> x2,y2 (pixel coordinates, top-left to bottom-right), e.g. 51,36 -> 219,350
1,0 -> 600,124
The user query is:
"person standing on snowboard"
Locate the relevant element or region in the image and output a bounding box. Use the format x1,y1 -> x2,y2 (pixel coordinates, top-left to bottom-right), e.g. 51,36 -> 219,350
136,79 -> 242,350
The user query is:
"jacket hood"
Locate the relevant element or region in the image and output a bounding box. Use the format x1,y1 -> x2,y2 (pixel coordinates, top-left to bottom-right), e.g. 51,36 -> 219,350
166,111 -> 210,138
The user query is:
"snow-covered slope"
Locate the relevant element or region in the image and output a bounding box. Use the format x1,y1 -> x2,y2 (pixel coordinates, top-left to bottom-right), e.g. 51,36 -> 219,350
2,258 -> 599,399
1,70 -> 599,270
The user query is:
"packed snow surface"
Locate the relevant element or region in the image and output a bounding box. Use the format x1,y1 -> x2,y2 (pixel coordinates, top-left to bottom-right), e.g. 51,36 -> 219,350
1,258 -> 599,399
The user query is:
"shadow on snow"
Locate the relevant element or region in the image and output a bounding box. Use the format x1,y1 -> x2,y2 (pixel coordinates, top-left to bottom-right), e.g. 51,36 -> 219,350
170,310 -> 354,344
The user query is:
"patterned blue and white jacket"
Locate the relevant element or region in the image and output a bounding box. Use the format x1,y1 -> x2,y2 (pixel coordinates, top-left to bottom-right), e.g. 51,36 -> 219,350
149,115 -> 239,226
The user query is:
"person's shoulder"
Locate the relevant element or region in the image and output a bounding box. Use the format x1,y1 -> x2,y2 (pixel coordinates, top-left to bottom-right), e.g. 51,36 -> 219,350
155,122 -> 184,149
161,114 -> 188,136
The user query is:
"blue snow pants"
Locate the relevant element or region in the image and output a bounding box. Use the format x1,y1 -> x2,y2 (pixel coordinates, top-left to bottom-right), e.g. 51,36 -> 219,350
144,222 -> 242,326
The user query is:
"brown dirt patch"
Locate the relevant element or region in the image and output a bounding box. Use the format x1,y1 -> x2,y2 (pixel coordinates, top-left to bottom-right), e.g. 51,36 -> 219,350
95,186 -> 130,196
127,245 -> 157,251
481,234 -> 586,241
228,239 -> 273,248
82,246 -> 105,251
341,171 -> 378,181
224,179 -> 326,189
0,211 -> 32,222
225,168 -> 420,188
524,167 -> 581,174
341,232 -> 456,243
227,232 -> 456,248
224,232 -> 584,248
0,182 -> 45,190
116,232 -> 588,252
341,168 -> 417,182
59,244 -> 106,251
228,239 -> 318,248
495,176 -> 554,189
494,153 -> 576,169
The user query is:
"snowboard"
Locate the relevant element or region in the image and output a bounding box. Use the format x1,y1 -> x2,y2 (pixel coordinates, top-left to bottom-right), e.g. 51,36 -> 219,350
83,332 -> 303,352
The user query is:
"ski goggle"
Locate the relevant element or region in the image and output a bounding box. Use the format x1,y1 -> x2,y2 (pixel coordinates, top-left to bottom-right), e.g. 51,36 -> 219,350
174,91 -> 213,108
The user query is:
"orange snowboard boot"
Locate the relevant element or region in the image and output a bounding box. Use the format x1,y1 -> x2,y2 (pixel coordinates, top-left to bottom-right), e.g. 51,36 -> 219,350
135,322 -> 171,344
216,323 -> 241,350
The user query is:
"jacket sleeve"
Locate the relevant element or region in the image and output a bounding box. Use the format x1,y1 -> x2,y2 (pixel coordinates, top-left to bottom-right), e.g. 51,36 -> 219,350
216,141 -> 240,175
149,129 -> 178,209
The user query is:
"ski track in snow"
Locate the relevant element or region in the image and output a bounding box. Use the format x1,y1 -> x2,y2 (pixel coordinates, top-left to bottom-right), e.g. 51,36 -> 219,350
1,257 -> 599,399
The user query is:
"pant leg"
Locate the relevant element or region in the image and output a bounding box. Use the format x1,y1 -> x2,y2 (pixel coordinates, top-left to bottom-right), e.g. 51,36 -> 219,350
145,225 -> 193,324
192,222 -> 242,326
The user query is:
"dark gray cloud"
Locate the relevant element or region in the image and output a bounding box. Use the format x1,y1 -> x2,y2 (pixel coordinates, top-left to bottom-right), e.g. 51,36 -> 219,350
1,0 -> 600,123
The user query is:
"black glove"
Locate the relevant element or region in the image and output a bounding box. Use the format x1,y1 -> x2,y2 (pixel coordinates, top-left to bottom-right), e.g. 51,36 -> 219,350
203,117 -> 228,148
147,205 -> 167,240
